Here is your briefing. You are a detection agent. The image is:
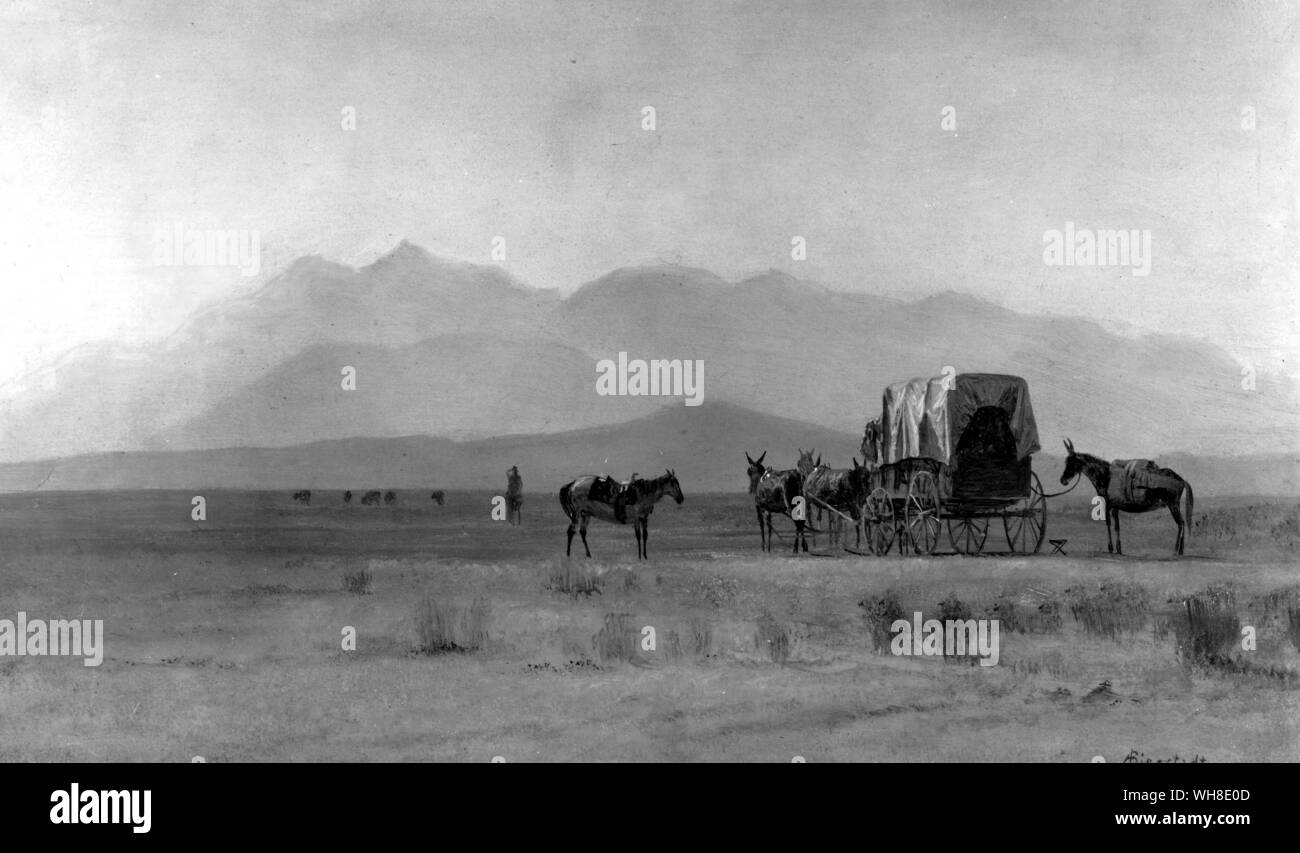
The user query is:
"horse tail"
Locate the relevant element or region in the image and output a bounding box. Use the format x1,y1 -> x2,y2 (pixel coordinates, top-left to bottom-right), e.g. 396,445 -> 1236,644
558,482 -> 577,524
1182,480 -> 1194,543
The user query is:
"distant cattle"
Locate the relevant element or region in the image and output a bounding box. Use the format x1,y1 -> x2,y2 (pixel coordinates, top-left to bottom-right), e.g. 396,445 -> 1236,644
430,490 -> 445,506
384,490 -> 397,505
343,491 -> 353,503
361,491 -> 382,506
293,490 -> 311,505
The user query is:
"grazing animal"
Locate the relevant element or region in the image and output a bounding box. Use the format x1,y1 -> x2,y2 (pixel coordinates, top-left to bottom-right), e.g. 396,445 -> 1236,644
360,490 -> 382,506
506,466 -> 523,525
383,490 -> 397,505
745,451 -> 810,554
343,490 -> 353,504
558,470 -> 684,560
430,490 -> 445,506
803,457 -> 872,547
1060,439 -> 1194,556
292,490 -> 311,505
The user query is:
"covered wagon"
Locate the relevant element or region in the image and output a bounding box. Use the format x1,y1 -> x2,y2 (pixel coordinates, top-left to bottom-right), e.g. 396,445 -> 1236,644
859,372 -> 1047,555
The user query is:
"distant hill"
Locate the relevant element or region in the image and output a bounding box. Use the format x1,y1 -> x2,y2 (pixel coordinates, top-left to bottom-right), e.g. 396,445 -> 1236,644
0,241 -> 1296,463
0,402 -> 1296,496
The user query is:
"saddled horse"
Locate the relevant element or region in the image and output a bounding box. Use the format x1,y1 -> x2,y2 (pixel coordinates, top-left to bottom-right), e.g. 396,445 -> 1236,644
559,470 -> 684,560
746,451 -> 810,554
803,457 -> 872,548
506,466 -> 523,525
1060,439 -> 1194,556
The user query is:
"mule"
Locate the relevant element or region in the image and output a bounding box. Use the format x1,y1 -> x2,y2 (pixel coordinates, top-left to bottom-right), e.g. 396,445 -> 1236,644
430,490 -> 445,506
559,470 -> 684,560
746,451 -> 811,554
803,457 -> 872,548
1060,438 -> 1194,556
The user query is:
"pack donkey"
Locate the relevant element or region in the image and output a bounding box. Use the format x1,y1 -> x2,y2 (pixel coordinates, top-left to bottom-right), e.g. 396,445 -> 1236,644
1060,439 -> 1194,556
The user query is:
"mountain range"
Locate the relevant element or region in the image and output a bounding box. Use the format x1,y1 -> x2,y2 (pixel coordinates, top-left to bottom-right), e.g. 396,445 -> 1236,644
0,401 -> 1295,495
0,240 -> 1295,481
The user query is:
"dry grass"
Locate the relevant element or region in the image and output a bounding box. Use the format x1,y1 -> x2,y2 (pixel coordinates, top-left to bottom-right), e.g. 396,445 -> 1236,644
592,613 -> 639,665
413,596 -> 491,654
754,611 -> 791,663
857,589 -> 906,653
1065,581 -> 1150,641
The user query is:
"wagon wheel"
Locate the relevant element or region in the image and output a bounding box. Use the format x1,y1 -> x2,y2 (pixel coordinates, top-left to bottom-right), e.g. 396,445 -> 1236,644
947,516 -> 989,555
863,488 -> 895,556
904,470 -> 942,555
1003,471 -> 1047,554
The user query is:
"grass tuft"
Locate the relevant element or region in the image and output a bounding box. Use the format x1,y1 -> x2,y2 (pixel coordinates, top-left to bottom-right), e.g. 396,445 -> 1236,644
414,596 -> 491,654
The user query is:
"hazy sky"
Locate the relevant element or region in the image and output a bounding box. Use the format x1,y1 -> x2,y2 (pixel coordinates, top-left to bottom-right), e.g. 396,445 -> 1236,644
2,0 -> 1296,384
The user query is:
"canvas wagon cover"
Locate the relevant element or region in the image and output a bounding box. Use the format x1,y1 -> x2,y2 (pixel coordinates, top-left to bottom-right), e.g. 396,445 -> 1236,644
879,373 -> 1040,467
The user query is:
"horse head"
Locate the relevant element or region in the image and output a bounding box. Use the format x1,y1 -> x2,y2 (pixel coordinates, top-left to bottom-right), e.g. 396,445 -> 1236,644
1060,438 -> 1080,486
745,452 -> 767,494
664,468 -> 685,504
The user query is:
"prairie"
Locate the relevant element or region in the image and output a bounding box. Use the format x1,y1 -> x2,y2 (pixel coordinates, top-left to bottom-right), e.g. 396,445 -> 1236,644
0,489 -> 1296,762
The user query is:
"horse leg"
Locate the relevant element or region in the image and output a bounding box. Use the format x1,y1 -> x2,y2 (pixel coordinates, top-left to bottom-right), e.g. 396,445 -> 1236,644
1168,498 -> 1185,556
767,514 -> 774,552
642,517 -> 649,560
1105,508 -> 1114,553
566,521 -> 576,556
579,514 -> 592,558
756,506 -> 767,551
1113,509 -> 1122,555
634,519 -> 642,560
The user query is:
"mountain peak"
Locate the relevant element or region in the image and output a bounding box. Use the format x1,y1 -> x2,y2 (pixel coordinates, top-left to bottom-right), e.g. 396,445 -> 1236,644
369,239 -> 436,269
572,264 -> 729,297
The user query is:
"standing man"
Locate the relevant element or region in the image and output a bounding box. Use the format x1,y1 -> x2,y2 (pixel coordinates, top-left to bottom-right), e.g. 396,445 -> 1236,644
506,466 -> 523,525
